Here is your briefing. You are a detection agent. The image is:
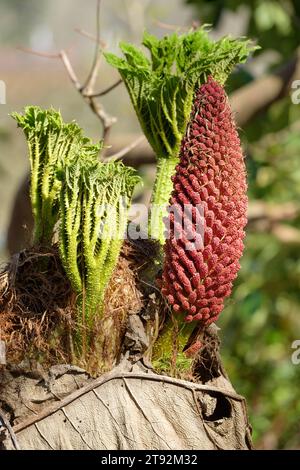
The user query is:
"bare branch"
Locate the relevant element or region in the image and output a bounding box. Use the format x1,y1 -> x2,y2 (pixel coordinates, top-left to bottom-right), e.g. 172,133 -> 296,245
85,79 -> 122,98
16,45 -> 60,59
154,19 -> 190,31
74,28 -> 106,48
104,135 -> 145,162
75,0 -> 116,146
19,46 -> 81,92
59,50 -> 81,90
19,43 -> 116,147
18,0 -> 117,148
87,96 -> 117,145
81,0 -> 102,94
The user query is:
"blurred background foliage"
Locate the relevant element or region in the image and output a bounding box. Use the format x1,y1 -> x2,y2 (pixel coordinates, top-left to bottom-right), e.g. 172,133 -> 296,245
187,0 -> 300,449
0,0 -> 300,449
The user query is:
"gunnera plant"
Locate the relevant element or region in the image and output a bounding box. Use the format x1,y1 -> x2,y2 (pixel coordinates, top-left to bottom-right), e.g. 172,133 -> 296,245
105,28 -> 255,374
11,106 -> 93,245
161,77 -> 247,325
0,106 -> 141,371
105,27 -> 254,245
1,28 -> 255,379
0,26 -> 256,451
59,156 -> 141,363
153,77 -> 248,374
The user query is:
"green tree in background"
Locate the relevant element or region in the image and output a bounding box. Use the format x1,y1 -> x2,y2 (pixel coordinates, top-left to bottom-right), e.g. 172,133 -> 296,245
186,0 -> 300,60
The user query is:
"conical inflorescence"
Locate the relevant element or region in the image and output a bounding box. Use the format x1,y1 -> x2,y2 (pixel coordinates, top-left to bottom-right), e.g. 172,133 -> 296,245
161,77 -> 247,325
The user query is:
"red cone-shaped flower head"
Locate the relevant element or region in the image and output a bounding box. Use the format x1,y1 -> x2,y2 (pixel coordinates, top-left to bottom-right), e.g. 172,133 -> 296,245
161,77 -> 247,325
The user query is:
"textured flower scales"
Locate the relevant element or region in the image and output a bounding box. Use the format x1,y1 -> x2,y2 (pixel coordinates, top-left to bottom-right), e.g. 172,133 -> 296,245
161,77 -> 247,324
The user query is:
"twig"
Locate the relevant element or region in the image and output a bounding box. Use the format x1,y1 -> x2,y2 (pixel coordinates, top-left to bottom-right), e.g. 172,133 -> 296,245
16,46 -> 60,59
154,19 -> 190,31
87,95 -> 116,145
81,0 -> 102,94
19,47 -> 83,107
104,135 -> 145,162
74,27 -> 106,48
59,50 -> 81,90
18,0 -> 117,149
85,79 -> 122,98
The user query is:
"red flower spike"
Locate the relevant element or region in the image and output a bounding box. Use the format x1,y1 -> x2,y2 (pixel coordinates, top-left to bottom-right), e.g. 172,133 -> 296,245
161,77 -> 247,325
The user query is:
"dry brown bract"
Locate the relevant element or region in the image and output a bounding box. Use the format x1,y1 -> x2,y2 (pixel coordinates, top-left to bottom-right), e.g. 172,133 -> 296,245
0,240 -> 156,373
0,246 -> 75,365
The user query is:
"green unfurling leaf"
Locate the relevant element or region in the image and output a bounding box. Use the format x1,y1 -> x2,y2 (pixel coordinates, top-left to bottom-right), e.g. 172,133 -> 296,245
105,28 -> 257,243
11,106 -> 102,245
105,28 -> 255,162
59,157 -> 141,328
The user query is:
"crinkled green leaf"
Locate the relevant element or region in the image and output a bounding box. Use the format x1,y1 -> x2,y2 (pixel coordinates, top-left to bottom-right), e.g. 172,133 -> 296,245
105,28 -> 257,243
11,106 -> 102,244
105,27 -> 257,160
59,156 -> 141,326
